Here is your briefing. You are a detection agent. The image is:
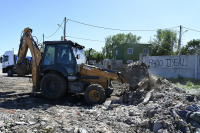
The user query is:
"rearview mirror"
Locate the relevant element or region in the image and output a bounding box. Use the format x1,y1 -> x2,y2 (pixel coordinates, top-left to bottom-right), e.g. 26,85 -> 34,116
76,54 -> 80,59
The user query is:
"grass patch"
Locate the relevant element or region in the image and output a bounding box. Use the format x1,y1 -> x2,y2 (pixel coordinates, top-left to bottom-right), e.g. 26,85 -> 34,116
167,75 -> 200,91
167,76 -> 200,86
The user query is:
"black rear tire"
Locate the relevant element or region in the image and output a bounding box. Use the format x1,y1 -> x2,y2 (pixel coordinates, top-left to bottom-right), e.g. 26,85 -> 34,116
40,73 -> 67,100
7,68 -> 13,77
84,84 -> 106,104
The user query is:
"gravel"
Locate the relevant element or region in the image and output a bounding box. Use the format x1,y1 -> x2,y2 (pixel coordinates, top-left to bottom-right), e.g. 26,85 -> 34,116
1,67 -> 200,132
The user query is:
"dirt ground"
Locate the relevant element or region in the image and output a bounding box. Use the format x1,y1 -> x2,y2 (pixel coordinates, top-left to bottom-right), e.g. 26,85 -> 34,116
0,68 -> 121,107
0,68 -> 131,132
1,63 -> 200,132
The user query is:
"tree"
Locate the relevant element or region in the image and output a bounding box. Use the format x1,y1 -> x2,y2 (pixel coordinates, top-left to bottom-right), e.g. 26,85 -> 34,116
84,49 -> 105,63
180,39 -> 200,55
151,29 -> 178,56
103,33 -> 141,59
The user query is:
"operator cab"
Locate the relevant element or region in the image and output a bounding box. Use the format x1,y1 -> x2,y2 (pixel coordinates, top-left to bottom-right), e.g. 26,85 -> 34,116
40,41 -> 85,80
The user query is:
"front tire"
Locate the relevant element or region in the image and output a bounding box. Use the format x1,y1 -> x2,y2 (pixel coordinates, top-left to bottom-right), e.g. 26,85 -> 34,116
7,68 -> 13,77
84,84 -> 106,104
40,73 -> 67,100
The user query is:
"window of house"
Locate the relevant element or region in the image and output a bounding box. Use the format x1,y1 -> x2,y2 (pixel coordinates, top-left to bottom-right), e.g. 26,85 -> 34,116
143,48 -> 149,55
116,50 -> 118,55
127,48 -> 133,54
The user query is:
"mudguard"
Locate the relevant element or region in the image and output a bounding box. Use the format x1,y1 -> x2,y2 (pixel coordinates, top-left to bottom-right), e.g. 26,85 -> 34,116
42,65 -> 68,78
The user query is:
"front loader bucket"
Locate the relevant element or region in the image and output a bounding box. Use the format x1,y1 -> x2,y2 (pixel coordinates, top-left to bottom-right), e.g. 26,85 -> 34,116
120,61 -> 149,88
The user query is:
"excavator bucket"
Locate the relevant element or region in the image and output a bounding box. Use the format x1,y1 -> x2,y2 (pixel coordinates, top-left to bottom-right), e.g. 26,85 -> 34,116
120,61 -> 150,88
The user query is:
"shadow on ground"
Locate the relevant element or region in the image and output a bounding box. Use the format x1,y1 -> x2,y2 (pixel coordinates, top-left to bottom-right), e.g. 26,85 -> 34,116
1,75 -> 32,78
0,92 -> 91,110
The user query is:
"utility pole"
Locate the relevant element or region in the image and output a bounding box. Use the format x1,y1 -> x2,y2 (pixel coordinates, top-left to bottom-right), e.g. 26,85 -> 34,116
64,17 -> 66,40
171,37 -> 173,55
13,48 -> 14,52
43,34 -> 44,43
43,34 -> 44,50
178,25 -> 182,56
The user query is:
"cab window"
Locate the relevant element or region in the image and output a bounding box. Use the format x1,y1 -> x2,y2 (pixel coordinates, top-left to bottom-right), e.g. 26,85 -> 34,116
43,45 -> 55,65
3,56 -> 9,62
57,44 -> 74,65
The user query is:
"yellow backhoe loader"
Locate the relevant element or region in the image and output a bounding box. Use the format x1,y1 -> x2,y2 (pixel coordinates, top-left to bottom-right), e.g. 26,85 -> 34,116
13,28 -> 149,104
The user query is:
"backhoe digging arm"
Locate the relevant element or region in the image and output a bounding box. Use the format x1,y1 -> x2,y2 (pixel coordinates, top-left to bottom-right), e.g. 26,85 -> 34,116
14,28 -> 42,92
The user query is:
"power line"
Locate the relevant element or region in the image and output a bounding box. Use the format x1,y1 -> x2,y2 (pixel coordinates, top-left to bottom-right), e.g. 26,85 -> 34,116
66,35 -> 105,42
44,19 -> 65,38
67,19 -> 179,31
39,35 -> 43,43
182,27 -> 200,32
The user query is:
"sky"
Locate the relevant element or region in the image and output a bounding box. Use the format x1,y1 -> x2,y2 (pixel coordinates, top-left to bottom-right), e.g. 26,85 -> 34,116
0,0 -> 200,56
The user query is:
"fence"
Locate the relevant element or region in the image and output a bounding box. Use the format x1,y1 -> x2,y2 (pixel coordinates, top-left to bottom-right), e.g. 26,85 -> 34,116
103,60 -> 124,70
94,53 -> 200,80
140,48 -> 200,79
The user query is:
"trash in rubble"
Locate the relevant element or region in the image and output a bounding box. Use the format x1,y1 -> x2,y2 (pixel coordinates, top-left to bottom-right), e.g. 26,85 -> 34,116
153,122 -> 163,132
176,110 -> 192,120
188,118 -> 200,128
2,64 -> 200,132
190,112 -> 200,123
186,104 -> 200,112
74,126 -> 88,133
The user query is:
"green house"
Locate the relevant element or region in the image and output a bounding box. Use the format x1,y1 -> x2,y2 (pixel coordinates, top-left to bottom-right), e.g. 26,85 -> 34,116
114,43 -> 151,63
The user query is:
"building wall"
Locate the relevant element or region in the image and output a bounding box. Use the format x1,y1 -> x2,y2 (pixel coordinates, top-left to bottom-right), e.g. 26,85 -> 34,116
142,54 -> 200,79
115,44 -> 124,61
198,55 -> 200,79
123,43 -> 151,63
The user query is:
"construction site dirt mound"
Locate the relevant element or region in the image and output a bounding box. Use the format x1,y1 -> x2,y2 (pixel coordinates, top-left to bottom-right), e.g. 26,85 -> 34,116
120,61 -> 150,89
109,72 -> 200,132
1,62 -> 200,132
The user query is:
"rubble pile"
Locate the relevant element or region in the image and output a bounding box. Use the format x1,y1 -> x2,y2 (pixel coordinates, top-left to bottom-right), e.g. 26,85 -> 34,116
120,61 -> 150,89
1,63 -> 200,132
109,74 -> 200,132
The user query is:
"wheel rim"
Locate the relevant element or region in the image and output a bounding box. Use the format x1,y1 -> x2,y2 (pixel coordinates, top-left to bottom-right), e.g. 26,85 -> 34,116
89,90 -> 100,102
44,78 -> 58,94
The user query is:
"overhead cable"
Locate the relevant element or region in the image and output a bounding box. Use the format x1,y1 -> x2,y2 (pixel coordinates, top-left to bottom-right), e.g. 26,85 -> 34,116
67,19 -> 179,31
182,27 -> 200,32
44,19 -> 65,38
39,35 -> 43,43
66,35 -> 105,42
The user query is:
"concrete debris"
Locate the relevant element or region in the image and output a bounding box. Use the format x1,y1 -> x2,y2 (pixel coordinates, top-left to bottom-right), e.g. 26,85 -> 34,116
1,63 -> 200,132
120,61 -> 149,88
153,122 -> 163,132
143,89 -> 154,104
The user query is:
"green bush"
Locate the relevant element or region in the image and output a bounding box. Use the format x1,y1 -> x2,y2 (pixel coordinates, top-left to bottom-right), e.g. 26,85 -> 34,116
177,74 -> 184,81
186,81 -> 194,87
